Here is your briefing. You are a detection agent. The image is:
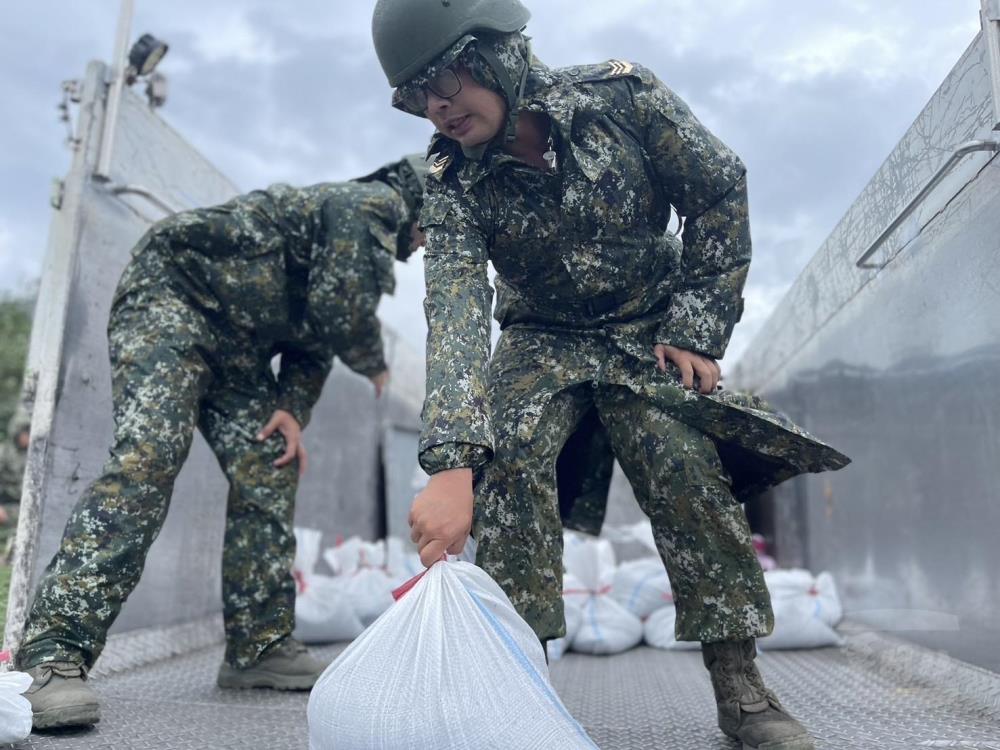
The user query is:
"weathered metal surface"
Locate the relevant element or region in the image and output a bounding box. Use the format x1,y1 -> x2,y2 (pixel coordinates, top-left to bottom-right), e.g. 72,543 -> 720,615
5,59 -> 424,653
731,29 -> 1000,672
8,638 -> 1000,749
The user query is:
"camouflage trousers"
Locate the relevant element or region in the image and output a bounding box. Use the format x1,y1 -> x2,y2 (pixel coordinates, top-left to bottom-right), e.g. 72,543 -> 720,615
16,285 -> 298,671
475,379 -> 774,644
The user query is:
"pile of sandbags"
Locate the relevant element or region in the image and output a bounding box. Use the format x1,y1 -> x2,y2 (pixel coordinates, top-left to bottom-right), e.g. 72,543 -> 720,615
560,527 -> 844,655
560,534 -> 643,655
293,528 -> 429,643
292,528 -> 364,644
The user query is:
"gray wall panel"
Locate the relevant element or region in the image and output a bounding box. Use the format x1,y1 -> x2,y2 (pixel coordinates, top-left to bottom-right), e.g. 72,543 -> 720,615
731,29 -> 1000,670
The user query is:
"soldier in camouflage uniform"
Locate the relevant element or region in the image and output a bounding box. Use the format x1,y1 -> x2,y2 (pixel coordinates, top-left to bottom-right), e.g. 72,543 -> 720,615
0,410 -> 30,558
15,156 -> 427,730
372,2 -> 848,749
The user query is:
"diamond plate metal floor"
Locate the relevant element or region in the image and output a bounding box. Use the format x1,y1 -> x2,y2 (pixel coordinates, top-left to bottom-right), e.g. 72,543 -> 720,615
10,643 -> 1000,749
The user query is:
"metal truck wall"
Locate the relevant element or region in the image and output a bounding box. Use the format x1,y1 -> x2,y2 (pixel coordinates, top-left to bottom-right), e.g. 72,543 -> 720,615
6,61 -> 424,649
730,33 -> 1000,670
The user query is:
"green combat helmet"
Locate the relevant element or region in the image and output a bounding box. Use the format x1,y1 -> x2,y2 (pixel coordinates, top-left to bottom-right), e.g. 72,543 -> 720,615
355,153 -> 430,261
372,0 -> 532,156
372,0 -> 530,87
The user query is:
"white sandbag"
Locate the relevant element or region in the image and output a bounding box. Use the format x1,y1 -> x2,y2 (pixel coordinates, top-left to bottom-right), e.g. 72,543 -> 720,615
0,670 -> 32,744
759,596 -> 843,650
292,528 -> 364,644
547,590 -> 583,662
643,604 -> 700,651
323,538 -> 395,626
294,575 -> 365,644
307,561 -> 598,750
563,538 -> 642,655
600,520 -> 658,554
759,569 -> 844,650
764,569 -> 843,627
611,557 -> 672,619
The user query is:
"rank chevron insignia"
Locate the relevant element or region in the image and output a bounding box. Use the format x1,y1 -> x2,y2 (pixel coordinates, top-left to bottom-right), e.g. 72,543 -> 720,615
608,59 -> 634,77
428,154 -> 452,179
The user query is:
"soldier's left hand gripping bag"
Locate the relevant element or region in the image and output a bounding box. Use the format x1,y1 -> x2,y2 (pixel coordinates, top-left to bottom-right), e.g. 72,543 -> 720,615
307,559 -> 599,750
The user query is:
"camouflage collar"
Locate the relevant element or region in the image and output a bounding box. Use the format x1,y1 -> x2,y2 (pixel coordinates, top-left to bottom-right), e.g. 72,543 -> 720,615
425,61 -> 629,191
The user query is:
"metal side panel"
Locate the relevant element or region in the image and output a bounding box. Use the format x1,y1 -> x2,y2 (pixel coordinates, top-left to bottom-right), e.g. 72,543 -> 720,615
730,24 -> 1000,674
732,31 -> 997,395
8,637 -> 1000,749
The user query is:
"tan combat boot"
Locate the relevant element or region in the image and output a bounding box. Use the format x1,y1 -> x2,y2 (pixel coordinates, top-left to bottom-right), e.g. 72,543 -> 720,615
24,661 -> 100,730
702,638 -> 814,750
217,638 -> 325,691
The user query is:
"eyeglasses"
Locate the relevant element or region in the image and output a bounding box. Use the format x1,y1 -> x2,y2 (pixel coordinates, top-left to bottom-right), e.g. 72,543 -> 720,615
396,67 -> 463,115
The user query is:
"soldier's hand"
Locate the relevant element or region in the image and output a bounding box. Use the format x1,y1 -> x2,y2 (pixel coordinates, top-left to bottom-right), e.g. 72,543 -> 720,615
654,344 -> 721,394
369,370 -> 390,399
258,409 -> 308,477
409,467 -> 473,568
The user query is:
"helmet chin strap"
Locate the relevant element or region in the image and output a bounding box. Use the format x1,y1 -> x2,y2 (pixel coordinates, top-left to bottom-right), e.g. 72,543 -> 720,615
460,37 -> 533,161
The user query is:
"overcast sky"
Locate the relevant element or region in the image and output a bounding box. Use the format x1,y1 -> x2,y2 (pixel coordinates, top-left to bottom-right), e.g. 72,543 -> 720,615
0,1 -> 983,363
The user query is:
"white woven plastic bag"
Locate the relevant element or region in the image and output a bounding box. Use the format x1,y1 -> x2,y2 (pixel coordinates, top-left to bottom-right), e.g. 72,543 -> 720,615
760,569 -> 844,650
611,557 -> 672,620
563,538 -> 642,655
0,670 -> 32,744
323,538 -> 394,626
292,528 -> 364,644
547,589 -> 583,662
307,560 -> 598,750
643,603 -> 700,651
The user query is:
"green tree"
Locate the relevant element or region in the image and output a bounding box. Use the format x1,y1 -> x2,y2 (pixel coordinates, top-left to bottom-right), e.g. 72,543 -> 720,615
0,293 -> 33,430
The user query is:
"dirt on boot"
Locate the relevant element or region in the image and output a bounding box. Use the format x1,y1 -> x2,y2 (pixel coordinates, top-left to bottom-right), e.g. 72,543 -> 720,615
702,638 -> 814,750
217,638 -> 324,691
24,661 -> 100,730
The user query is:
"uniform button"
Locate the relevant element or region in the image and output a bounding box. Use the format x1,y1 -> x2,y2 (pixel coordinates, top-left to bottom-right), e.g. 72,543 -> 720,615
568,67 -> 580,77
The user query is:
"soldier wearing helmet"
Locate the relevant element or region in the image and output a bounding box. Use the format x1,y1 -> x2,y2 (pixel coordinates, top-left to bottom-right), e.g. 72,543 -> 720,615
14,156 -> 427,730
373,2 -> 848,748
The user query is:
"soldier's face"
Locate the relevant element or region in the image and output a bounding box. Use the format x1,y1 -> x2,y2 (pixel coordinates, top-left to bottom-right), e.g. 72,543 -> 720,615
424,66 -> 507,147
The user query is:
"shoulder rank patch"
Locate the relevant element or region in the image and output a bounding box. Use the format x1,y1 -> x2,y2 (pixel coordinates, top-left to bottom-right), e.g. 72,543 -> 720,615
428,153 -> 453,181
607,59 -> 634,77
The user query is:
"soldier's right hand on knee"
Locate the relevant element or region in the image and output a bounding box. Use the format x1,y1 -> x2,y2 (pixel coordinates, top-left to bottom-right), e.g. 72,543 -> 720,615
409,468 -> 473,567
258,409 -> 309,477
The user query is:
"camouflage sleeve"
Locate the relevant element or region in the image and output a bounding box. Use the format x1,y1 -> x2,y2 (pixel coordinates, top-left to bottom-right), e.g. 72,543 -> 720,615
276,187 -> 397,424
275,345 -> 333,429
148,183 -> 321,256
629,68 -> 751,359
417,181 -> 494,475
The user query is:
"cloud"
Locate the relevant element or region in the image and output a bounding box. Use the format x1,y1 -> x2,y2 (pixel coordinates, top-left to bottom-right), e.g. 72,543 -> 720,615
0,0 -> 985,361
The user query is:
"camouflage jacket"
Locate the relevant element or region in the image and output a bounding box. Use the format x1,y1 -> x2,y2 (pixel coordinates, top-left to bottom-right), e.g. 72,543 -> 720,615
120,181 -> 404,427
418,60 -> 750,473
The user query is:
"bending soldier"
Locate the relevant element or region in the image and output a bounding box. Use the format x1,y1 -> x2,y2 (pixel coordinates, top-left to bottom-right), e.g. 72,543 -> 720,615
372,3 -> 848,750
15,155 -> 427,730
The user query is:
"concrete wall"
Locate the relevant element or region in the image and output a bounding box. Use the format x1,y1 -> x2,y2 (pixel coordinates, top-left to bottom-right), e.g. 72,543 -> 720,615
731,32 -> 1000,670
6,61 -> 423,647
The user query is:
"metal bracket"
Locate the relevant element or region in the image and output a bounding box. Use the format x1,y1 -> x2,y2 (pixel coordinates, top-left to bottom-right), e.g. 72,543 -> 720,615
855,139 -> 1000,268
105,183 -> 185,215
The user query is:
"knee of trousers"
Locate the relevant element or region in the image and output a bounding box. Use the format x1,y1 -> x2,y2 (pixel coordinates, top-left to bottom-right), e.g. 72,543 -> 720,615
107,439 -> 189,488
